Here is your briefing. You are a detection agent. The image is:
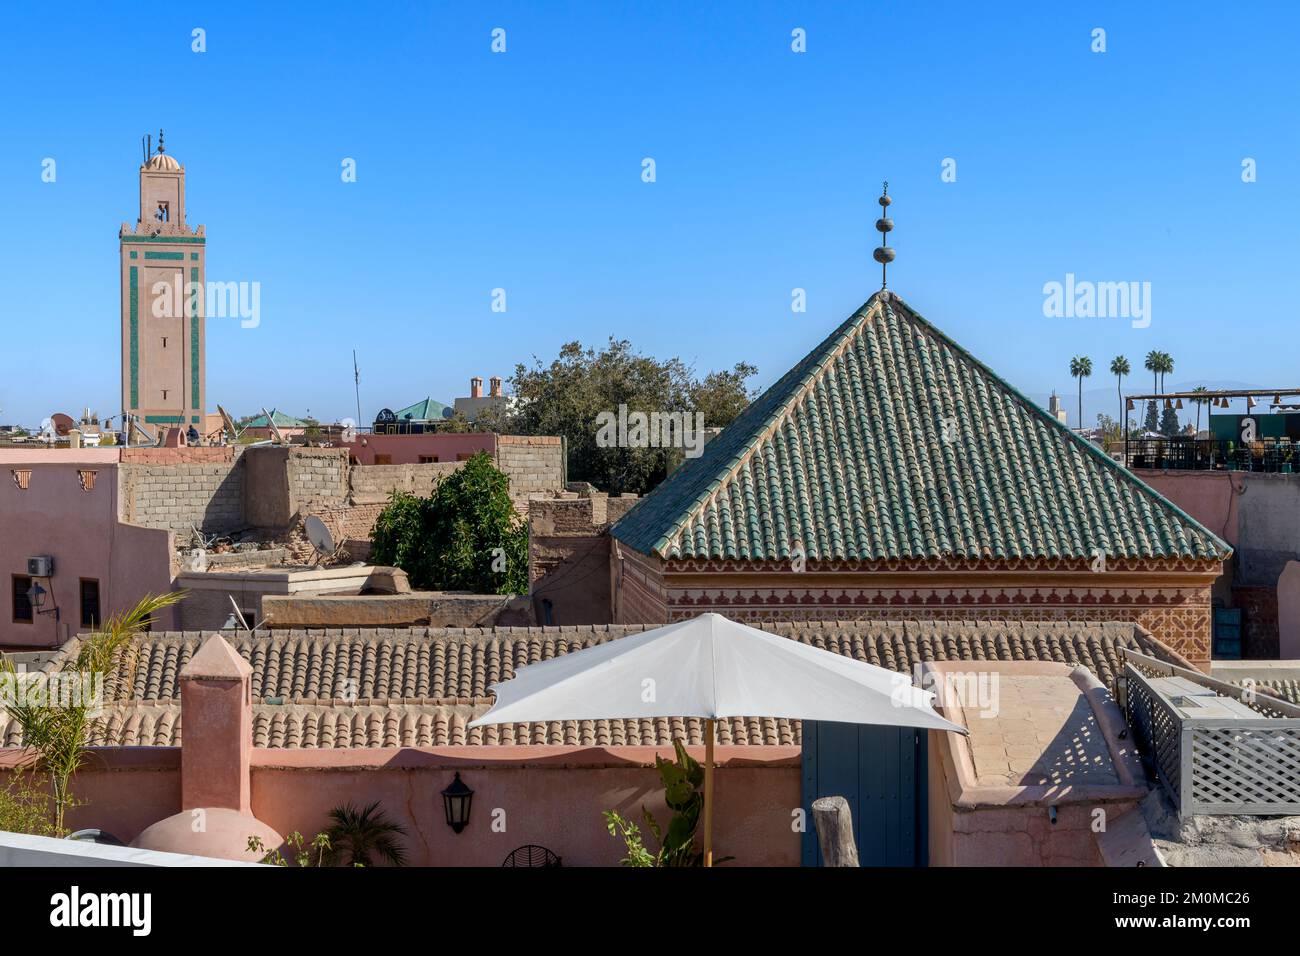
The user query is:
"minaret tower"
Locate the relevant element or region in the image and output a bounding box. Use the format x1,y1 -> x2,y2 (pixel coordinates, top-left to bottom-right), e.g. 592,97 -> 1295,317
120,130 -> 206,441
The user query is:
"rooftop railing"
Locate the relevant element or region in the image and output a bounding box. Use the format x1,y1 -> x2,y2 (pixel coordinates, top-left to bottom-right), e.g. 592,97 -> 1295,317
1124,436 -> 1299,473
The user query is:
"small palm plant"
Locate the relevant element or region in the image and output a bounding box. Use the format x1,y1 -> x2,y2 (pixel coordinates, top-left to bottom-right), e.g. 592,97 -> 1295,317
323,801 -> 409,867
1,591 -> 184,834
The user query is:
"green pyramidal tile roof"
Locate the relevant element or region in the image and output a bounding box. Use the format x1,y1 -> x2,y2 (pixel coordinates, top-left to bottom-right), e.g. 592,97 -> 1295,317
244,408 -> 310,428
394,397 -> 453,421
611,292 -> 1230,563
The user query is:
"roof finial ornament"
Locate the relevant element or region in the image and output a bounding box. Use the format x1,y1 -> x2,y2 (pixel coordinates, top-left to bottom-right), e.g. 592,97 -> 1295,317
157,129 -> 165,154
873,181 -> 895,291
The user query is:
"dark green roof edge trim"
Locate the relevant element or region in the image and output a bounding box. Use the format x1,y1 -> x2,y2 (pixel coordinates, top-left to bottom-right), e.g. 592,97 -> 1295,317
119,235 -> 205,244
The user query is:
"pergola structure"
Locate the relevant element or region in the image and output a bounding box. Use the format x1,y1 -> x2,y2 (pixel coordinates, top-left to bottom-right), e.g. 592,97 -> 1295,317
1123,387 -> 1300,472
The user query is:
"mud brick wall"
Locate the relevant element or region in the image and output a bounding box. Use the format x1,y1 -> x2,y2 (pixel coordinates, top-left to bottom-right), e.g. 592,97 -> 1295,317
527,494 -> 637,626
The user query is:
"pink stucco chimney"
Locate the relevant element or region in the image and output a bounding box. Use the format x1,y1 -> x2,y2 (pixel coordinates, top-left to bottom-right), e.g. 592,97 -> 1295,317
131,632 -> 281,861
179,634 -> 253,813
470,377 -> 483,398
489,376 -> 502,397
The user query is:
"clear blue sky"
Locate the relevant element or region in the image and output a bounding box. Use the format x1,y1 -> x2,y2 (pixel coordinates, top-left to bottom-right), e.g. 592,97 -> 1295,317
2,1 -> 1296,428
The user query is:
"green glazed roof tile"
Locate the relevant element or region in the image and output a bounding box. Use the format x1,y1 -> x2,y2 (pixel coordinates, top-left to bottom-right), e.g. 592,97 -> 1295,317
611,292 -> 1230,563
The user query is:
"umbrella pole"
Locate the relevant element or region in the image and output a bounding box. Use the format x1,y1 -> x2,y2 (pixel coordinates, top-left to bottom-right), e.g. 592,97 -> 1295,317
704,717 -> 715,868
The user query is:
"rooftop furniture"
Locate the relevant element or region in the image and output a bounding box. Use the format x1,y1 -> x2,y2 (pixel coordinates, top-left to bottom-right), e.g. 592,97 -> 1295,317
501,844 -> 561,867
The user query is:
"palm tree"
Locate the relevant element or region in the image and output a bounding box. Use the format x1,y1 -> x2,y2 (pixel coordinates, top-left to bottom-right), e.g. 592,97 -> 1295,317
1159,352 -> 1174,393
1110,355 -> 1130,437
324,801 -> 408,867
1070,356 -> 1093,430
1191,385 -> 1211,437
1144,350 -> 1161,393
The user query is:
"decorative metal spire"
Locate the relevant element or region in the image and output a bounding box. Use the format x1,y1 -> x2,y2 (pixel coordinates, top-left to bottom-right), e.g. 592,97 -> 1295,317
157,129 -> 165,153
873,181 -> 895,290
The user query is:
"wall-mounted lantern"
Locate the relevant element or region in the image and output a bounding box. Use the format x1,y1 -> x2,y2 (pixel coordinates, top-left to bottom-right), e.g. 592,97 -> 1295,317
441,772 -> 474,834
26,582 -> 59,622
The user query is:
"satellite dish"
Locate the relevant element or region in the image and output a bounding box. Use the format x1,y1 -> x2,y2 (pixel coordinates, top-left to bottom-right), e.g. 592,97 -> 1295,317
304,515 -> 335,556
51,413 -> 75,437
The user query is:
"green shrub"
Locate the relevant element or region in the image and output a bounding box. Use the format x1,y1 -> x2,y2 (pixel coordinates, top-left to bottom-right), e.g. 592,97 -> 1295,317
370,452 -> 527,594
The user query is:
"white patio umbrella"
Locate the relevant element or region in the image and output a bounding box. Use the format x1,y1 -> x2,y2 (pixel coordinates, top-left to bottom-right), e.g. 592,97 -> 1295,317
469,613 -> 967,866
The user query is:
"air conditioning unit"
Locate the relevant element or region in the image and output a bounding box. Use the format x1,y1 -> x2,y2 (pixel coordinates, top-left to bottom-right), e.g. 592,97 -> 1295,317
27,556 -> 54,577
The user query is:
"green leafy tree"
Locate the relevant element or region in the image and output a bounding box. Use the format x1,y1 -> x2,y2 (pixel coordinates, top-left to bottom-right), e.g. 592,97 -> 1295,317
370,453 -> 527,593
1159,401 -> 1181,437
1096,413 -> 1122,445
1143,400 -> 1159,434
499,339 -> 757,495
302,418 -> 323,445
323,801 -> 408,867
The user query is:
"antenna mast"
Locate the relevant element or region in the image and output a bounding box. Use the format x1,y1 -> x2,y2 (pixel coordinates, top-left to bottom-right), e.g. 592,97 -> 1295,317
353,350 -> 362,428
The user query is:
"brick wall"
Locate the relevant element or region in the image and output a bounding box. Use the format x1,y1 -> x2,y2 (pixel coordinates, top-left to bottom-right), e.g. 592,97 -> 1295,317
287,447 -> 349,510
116,437 -> 565,548
304,501 -> 387,561
347,462 -> 462,505
119,448 -> 246,538
497,436 -> 565,512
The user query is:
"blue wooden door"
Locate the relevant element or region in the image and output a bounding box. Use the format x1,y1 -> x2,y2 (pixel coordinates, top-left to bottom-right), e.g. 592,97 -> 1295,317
800,721 -> 927,866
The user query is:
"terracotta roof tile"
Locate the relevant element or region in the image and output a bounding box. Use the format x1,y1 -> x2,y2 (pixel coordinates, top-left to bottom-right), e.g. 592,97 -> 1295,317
0,621 -> 1185,749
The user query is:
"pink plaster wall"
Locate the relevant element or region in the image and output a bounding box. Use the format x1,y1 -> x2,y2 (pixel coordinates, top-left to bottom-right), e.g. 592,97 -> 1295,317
2,746 -> 801,866
343,433 -> 496,466
0,453 -> 174,648
1134,470 -> 1240,547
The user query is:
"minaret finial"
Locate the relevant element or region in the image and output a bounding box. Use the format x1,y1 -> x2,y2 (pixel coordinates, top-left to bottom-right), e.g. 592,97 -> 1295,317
157,129 -> 165,154
873,181 -> 895,291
